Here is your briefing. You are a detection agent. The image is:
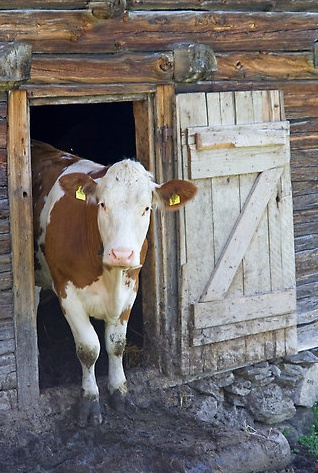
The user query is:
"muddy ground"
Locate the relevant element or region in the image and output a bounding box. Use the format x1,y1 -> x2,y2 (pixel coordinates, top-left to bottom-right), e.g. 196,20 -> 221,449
0,373 -> 317,473
1,297 -> 315,472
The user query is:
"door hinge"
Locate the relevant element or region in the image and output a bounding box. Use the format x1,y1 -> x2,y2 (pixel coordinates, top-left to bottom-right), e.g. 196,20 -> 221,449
159,125 -> 173,162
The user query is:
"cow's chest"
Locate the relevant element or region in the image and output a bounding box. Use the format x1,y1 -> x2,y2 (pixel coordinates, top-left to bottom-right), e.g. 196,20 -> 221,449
68,269 -> 138,322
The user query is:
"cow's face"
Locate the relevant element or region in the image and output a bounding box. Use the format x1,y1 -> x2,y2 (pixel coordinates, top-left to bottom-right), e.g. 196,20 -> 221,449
96,160 -> 155,268
59,159 -> 197,269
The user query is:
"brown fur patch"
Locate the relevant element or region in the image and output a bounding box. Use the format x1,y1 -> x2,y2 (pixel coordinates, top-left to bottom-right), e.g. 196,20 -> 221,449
44,194 -> 103,299
32,141 -> 81,243
155,179 -> 197,211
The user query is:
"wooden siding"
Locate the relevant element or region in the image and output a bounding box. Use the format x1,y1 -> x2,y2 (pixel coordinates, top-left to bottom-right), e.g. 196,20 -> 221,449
0,11 -> 316,55
127,1 -> 318,11
2,1 -> 318,10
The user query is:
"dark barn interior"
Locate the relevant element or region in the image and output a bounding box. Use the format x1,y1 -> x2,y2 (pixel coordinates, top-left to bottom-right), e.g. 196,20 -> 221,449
30,101 -> 144,388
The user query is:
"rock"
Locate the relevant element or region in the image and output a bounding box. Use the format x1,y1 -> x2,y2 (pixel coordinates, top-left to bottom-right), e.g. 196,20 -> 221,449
248,384 -> 296,424
236,362 -> 275,386
288,406 -> 315,436
214,402 -> 255,429
270,364 -> 281,378
195,397 -> 218,422
278,423 -> 300,449
214,371 -> 235,388
276,407 -> 315,449
277,363 -> 304,388
213,428 -> 291,473
193,378 -> 223,400
284,350 -> 318,365
225,392 -> 249,407
293,363 -> 318,407
224,376 -> 252,396
0,389 -> 17,410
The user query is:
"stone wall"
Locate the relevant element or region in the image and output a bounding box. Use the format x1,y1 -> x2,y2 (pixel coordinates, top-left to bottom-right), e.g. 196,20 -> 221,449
131,349 -> 318,444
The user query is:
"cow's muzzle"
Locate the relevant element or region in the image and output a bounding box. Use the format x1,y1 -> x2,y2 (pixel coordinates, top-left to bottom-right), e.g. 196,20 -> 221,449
105,247 -> 137,267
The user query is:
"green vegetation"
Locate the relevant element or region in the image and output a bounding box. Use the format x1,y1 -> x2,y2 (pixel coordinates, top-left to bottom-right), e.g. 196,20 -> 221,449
299,405 -> 318,456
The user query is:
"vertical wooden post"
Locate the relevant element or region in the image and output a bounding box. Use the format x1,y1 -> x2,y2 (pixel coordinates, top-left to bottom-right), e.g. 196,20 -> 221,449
7,89 -> 39,408
133,97 -> 162,367
153,84 -> 180,376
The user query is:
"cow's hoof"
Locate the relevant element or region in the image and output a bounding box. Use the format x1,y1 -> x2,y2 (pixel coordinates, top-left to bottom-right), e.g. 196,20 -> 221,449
109,390 -> 136,413
78,396 -> 102,427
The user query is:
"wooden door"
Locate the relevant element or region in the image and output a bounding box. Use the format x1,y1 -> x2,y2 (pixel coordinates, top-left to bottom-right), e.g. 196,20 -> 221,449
176,90 -> 297,376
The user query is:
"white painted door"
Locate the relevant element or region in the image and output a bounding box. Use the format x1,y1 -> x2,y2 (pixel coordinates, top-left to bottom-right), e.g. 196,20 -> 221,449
176,90 -> 297,376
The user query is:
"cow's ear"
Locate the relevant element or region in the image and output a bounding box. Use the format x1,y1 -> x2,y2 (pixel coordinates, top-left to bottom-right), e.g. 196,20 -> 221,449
154,179 -> 197,211
59,173 -> 98,204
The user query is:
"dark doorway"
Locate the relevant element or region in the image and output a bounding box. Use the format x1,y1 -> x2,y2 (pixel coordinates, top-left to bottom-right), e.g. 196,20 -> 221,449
31,101 -> 144,389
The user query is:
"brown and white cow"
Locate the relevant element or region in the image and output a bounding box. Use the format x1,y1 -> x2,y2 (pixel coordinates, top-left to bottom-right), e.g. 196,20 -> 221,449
32,140 -> 197,426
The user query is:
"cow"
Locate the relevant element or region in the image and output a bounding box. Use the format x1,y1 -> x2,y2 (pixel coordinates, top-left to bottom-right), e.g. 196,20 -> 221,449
32,140 -> 197,426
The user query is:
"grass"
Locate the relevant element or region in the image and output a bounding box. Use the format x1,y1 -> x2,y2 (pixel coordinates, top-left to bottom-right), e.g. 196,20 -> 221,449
299,405 -> 318,456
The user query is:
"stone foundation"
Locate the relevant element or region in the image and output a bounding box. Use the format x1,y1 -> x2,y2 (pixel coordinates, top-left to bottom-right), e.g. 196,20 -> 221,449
131,349 -> 318,443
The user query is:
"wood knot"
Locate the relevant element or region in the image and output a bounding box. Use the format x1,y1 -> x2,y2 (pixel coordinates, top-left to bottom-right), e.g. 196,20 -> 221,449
89,0 -> 127,19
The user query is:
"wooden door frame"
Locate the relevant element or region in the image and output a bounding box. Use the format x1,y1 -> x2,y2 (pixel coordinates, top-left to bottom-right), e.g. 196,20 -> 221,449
8,85 -> 178,407
8,89 -> 39,409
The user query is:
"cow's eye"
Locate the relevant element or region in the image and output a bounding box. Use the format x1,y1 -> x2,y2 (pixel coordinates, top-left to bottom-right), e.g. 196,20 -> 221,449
98,202 -> 106,210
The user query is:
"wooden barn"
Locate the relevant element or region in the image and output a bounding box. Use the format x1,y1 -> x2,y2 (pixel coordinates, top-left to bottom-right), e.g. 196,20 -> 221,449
0,0 -> 318,412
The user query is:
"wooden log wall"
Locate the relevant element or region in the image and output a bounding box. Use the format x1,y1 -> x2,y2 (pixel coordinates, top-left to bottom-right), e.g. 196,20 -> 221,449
0,94 -> 17,410
0,0 -> 317,395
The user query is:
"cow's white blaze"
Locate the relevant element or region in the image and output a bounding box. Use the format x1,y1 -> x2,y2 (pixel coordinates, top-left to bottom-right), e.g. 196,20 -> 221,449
96,160 -> 156,268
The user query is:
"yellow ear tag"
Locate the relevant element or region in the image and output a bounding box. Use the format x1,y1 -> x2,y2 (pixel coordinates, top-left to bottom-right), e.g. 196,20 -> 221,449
75,186 -> 86,201
169,194 -> 181,206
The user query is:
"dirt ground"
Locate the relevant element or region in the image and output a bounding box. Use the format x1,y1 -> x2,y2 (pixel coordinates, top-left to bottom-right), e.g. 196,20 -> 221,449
2,300 -> 313,472
0,375 -> 317,473
288,445 -> 318,473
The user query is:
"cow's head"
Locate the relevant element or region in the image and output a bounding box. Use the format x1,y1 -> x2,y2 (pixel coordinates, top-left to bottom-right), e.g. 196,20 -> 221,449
59,159 -> 197,268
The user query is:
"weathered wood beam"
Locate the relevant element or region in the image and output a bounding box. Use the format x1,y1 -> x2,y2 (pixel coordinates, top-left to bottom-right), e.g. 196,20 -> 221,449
0,0 -> 87,7
215,51 -> 318,82
30,46 -> 217,84
127,0 -> 318,12
29,49 -> 318,85
31,52 -> 174,84
0,11 -> 317,54
0,42 -> 32,91
1,0 -> 317,11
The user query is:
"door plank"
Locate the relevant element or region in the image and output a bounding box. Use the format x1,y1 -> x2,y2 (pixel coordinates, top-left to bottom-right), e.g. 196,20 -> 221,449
193,311 -> 296,346
207,92 -> 244,299
194,289 -> 296,329
200,166 -> 284,302
194,122 -> 288,151
189,144 -> 289,179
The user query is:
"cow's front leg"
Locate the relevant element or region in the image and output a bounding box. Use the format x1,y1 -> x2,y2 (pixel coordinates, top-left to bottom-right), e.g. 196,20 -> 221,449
105,318 -> 129,411
62,299 -> 102,426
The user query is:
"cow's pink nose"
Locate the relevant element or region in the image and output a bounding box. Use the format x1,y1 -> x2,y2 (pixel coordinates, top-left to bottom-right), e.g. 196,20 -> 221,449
109,248 -> 134,266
